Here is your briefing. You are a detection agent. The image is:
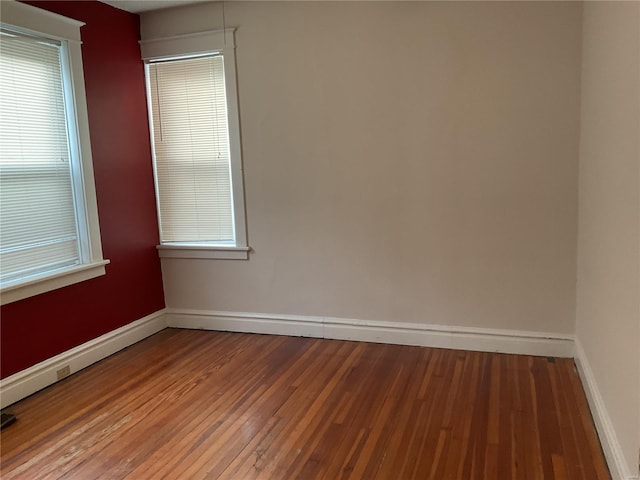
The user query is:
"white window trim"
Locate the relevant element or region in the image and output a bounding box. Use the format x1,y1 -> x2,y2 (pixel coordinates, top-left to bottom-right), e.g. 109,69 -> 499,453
140,29 -> 249,260
157,244 -> 250,260
0,1 -> 108,305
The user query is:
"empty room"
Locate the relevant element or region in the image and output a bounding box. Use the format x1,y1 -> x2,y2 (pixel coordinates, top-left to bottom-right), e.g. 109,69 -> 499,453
0,0 -> 638,478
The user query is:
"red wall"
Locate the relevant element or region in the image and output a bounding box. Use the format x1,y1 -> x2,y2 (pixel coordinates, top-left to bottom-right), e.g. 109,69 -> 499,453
1,1 -> 165,378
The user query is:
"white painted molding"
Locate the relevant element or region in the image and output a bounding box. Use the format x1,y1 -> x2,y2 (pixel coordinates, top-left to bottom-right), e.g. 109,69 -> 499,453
4,306 -> 629,478
0,309 -> 167,409
1,261 -> 109,306
167,310 -> 325,338
165,308 -> 575,358
574,339 -> 637,480
139,28 -> 236,60
157,244 -> 250,260
0,0 -> 108,306
0,0 -> 85,42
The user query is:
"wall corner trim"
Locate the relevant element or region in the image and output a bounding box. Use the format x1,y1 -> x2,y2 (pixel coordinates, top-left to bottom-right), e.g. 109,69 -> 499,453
0,309 -> 168,409
165,308 -> 575,358
574,339 -> 637,480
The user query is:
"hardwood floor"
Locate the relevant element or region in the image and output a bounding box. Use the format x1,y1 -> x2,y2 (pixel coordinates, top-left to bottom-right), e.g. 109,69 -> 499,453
1,329 -> 609,479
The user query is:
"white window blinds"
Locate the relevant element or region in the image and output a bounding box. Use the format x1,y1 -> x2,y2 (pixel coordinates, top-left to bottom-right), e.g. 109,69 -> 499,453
0,29 -> 81,285
147,55 -> 235,244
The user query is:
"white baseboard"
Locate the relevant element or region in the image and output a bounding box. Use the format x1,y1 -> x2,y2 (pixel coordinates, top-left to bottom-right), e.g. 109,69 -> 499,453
574,339 -> 638,480
4,307 -> 630,478
6,306 -> 629,478
0,308 -> 573,410
0,309 -> 167,409
165,308 -> 575,358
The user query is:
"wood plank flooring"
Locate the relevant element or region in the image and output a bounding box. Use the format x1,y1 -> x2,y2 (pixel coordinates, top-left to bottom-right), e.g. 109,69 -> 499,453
1,329 -> 610,479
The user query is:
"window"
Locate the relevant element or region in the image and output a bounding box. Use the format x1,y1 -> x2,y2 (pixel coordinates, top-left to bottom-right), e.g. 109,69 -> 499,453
141,29 -> 248,260
0,2 -> 107,305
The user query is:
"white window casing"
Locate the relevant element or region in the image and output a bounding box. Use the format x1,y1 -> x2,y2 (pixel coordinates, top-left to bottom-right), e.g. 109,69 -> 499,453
140,29 -> 249,260
0,1 -> 108,305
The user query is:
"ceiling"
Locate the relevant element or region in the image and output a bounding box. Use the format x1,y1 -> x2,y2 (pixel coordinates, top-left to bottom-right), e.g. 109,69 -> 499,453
101,1 -> 212,14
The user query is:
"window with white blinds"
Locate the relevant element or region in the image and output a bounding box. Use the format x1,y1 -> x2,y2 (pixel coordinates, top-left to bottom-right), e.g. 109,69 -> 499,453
147,55 -> 235,245
0,0 -> 107,305
0,28 -> 84,285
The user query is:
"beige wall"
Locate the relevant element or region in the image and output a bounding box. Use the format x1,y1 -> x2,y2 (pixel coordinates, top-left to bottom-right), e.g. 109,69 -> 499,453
141,2 -> 582,333
576,1 -> 640,476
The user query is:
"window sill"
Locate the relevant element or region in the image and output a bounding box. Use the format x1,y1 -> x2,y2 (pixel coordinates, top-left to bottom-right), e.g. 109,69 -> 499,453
157,244 -> 251,260
0,260 -> 110,306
